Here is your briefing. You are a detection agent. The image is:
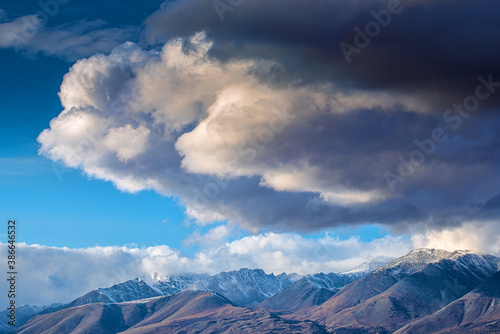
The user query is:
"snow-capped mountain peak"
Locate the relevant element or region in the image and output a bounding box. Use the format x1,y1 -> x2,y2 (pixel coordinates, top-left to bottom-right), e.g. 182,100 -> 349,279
66,274 -> 205,307
374,248 -> 499,276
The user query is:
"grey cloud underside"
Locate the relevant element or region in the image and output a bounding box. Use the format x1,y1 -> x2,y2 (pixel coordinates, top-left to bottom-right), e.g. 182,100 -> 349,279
179,110 -> 500,230
38,0 -> 500,232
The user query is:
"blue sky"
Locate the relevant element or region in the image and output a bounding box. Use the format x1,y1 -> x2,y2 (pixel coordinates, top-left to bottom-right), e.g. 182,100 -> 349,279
1,0 -> 500,306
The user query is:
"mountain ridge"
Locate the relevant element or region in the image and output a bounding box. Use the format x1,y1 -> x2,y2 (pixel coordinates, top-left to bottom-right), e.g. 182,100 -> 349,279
11,248 -> 500,334
297,248 -> 500,333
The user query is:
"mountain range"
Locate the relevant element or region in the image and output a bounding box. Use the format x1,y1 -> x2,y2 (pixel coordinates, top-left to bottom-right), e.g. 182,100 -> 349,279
8,248 -> 500,333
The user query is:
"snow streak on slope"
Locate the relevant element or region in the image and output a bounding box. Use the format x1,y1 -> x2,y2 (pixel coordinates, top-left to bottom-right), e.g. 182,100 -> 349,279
186,268 -> 301,306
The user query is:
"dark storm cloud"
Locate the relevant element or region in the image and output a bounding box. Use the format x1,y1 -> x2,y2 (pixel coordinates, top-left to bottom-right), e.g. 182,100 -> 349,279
146,0 -> 500,109
144,0 -> 500,230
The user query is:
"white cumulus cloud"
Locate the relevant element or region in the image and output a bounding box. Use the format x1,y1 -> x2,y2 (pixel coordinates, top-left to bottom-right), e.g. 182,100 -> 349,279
0,230 -> 413,306
411,220 -> 500,255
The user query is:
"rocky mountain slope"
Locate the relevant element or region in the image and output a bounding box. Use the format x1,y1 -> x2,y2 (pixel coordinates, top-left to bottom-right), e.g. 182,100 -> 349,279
257,272 -> 366,313
185,268 -> 300,306
68,274 -> 205,306
299,249 -> 500,333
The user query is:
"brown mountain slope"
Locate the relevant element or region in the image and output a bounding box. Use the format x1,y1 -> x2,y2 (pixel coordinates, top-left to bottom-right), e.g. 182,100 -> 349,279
17,290 -> 327,334
256,278 -> 338,314
16,302 -> 129,334
395,270 -> 500,334
293,250 -> 499,333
